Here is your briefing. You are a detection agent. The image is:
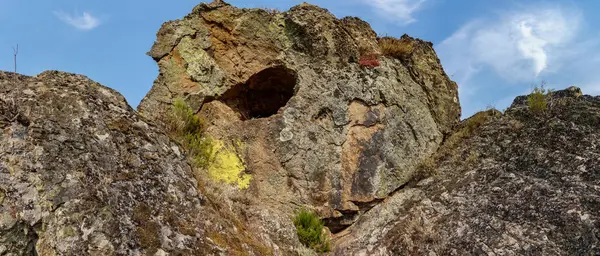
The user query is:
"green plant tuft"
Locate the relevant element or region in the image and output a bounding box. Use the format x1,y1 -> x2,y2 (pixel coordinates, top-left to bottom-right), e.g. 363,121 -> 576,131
293,208 -> 330,253
527,82 -> 553,115
183,133 -> 214,168
167,99 -> 213,169
168,99 -> 205,135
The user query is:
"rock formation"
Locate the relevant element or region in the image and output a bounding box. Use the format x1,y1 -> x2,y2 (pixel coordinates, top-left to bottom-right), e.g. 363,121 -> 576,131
1,1 -> 598,255
138,0 -> 461,235
0,71 -> 275,255
334,86 -> 600,254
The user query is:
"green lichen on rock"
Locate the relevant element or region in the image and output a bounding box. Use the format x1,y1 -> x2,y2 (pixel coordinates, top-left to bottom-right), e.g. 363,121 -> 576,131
139,2 -> 461,249
205,139 -> 252,189
177,36 -> 225,86
0,71 -> 231,255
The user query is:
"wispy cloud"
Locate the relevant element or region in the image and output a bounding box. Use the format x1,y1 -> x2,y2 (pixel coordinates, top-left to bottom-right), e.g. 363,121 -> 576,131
54,11 -> 101,31
436,5 -> 591,117
362,0 -> 427,25
438,6 -> 581,83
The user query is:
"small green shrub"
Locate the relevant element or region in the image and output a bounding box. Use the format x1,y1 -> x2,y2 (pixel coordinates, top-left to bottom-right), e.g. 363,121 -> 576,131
183,132 -> 214,168
293,209 -> 330,252
167,99 -> 213,168
527,83 -> 552,114
167,99 -> 205,135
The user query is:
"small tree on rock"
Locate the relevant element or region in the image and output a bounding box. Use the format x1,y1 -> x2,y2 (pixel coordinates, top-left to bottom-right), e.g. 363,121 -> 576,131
528,81 -> 551,115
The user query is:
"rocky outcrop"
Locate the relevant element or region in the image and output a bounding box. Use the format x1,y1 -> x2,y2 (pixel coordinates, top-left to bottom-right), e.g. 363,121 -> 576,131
334,87 -> 600,255
4,69 -> 597,256
3,1 -> 596,255
138,0 -> 460,234
0,71 -> 277,255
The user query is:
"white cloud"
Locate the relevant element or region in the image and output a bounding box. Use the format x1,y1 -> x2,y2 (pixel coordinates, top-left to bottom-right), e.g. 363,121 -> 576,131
362,0 -> 426,25
436,5 -> 592,118
438,6 -> 581,83
517,21 -> 548,75
54,11 -> 101,30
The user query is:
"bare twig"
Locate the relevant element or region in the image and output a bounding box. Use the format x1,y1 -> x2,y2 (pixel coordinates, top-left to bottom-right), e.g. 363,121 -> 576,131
12,44 -> 19,83
12,44 -> 18,73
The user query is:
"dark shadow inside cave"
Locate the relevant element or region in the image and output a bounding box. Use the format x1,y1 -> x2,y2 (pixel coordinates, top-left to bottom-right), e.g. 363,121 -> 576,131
216,66 -> 297,120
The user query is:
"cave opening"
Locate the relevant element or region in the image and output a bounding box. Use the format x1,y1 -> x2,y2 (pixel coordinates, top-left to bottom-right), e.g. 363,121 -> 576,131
217,66 -> 297,120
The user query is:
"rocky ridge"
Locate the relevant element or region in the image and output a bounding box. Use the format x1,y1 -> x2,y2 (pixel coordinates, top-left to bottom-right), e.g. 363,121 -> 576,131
334,86 -> 600,255
0,1 -> 598,255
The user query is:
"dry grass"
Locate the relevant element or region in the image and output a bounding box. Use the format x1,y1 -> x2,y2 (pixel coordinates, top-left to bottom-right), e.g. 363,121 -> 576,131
378,37 -> 414,59
165,102 -> 271,254
0,96 -> 28,128
197,177 -> 274,256
465,151 -> 479,166
413,157 -> 438,181
358,46 -> 372,56
440,110 -> 494,157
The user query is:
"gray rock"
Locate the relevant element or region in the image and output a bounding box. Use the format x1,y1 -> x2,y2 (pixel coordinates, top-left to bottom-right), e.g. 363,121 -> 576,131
4,1 -> 592,255
0,71 -> 271,255
334,88 -> 600,255
138,0 -> 460,236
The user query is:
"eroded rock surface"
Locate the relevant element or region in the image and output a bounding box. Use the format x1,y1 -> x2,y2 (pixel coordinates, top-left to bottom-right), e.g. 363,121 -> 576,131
3,1 -> 596,255
138,0 -> 460,234
334,87 -> 600,255
0,71 -> 274,255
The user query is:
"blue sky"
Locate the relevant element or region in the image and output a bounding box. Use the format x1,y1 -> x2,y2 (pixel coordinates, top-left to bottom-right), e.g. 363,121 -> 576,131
1,0 -> 599,118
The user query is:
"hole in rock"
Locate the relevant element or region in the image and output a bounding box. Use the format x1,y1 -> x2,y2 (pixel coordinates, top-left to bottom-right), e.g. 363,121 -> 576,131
215,66 -> 297,120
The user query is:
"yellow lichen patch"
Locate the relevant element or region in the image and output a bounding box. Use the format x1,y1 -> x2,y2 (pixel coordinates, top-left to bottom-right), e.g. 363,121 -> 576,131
206,139 -> 252,189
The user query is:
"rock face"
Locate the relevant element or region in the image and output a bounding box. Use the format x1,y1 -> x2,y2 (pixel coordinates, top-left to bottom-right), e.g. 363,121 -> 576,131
138,0 -> 461,233
0,71 -> 275,255
334,87 -> 600,255
2,1 -> 598,255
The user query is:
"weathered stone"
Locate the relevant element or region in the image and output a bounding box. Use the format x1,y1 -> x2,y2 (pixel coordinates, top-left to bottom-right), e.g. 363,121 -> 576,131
3,1 -> 593,255
138,0 -> 461,236
0,71 -> 273,255
334,87 -> 600,255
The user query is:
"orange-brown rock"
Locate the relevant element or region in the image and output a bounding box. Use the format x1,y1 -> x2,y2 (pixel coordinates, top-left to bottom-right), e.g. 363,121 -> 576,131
138,0 -> 461,245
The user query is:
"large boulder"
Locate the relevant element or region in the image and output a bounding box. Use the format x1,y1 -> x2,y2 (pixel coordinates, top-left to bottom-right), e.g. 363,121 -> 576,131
0,71 -> 274,255
138,0 -> 461,232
